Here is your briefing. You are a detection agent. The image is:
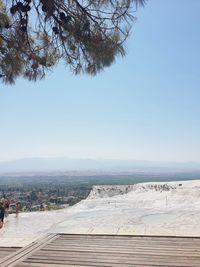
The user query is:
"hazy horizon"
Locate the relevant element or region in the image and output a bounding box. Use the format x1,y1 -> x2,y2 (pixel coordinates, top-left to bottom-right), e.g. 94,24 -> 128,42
1,156 -> 200,164
0,157 -> 200,174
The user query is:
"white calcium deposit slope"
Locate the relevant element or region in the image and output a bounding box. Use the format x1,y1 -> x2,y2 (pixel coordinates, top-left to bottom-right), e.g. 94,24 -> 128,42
1,180 -> 200,247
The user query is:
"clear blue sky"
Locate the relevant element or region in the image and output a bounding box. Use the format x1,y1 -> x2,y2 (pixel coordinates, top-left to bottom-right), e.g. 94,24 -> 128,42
0,0 -> 200,162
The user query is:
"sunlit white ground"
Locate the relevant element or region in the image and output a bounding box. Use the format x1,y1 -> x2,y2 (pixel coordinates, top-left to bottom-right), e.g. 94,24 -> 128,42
1,180 -> 200,247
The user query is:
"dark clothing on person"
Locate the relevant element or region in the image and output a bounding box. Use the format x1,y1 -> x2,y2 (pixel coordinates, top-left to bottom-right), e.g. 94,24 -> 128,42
0,211 -> 4,222
0,207 -> 5,222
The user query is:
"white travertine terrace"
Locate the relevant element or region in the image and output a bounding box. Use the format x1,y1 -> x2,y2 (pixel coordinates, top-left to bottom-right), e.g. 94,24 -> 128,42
1,180 -> 200,247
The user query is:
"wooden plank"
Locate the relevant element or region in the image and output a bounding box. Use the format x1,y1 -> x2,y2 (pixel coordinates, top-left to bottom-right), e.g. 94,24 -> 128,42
54,236 -> 200,245
0,248 -> 21,261
16,258 -> 200,266
27,250 -> 200,262
25,246 -> 200,261
40,246 -> 200,257
17,263 -> 160,267
53,242 -> 200,251
51,240 -> 200,248
59,237 -> 200,244
0,252 -> 18,257
47,244 -> 200,252
58,234 -> 200,241
44,244 -> 200,253
59,235 -> 200,241
20,257 -> 200,267
0,248 -> 20,251
46,242 -> 200,251
46,240 -> 200,248
29,253 -> 200,265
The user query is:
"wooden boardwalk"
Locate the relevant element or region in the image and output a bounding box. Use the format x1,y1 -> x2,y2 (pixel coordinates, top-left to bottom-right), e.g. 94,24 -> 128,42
1,234 -> 200,266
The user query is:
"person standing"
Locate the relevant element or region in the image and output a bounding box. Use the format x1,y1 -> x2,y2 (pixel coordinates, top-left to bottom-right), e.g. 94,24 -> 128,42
0,199 -> 5,229
16,201 -> 20,216
4,198 -> 10,218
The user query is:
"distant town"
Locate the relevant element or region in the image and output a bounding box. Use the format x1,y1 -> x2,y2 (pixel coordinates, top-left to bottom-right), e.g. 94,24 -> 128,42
1,190 -> 87,213
0,175 -> 93,213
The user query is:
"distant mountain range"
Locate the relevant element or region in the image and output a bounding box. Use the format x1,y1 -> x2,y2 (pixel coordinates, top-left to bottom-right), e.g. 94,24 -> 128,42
0,157 -> 200,174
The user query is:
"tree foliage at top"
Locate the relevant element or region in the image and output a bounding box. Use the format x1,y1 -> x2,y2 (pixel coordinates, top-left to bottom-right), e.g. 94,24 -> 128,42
0,0 -> 145,84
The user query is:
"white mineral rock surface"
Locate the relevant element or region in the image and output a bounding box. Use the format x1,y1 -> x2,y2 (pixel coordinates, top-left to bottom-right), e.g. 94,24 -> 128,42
1,180 -> 200,247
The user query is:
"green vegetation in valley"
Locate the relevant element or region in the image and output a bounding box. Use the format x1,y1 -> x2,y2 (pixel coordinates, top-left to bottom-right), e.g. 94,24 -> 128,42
0,172 -> 199,213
